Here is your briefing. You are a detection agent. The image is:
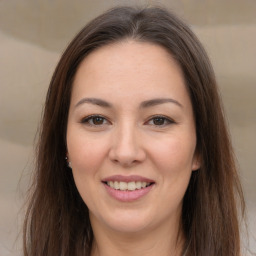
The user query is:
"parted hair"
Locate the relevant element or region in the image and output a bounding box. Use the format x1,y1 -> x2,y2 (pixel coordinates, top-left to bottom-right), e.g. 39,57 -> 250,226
23,6 -> 245,256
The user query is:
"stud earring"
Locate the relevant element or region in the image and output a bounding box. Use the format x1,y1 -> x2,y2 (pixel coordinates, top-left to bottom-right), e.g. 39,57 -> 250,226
65,156 -> 72,169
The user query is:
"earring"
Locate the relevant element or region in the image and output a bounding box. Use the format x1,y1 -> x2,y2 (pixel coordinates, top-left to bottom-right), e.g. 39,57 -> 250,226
65,156 -> 72,169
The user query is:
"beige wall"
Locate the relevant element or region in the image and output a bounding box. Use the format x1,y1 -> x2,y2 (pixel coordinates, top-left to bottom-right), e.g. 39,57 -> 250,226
0,0 -> 255,255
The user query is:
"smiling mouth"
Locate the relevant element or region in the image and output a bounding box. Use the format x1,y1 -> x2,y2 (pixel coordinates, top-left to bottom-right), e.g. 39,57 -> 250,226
103,181 -> 154,191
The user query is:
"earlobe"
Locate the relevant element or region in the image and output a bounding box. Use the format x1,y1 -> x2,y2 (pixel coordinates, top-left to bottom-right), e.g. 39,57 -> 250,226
192,153 -> 201,171
65,154 -> 72,169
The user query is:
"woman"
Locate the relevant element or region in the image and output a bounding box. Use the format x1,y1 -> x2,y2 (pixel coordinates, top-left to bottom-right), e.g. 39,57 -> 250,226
23,6 -> 245,256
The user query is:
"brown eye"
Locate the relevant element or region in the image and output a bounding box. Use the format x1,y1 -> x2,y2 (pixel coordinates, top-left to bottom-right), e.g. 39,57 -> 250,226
81,115 -> 108,126
92,116 -> 105,125
153,117 -> 166,125
146,115 -> 174,127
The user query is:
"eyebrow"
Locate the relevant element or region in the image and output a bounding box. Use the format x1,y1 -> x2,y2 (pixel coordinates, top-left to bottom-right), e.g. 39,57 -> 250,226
140,98 -> 183,108
75,98 -> 112,108
74,97 -> 183,109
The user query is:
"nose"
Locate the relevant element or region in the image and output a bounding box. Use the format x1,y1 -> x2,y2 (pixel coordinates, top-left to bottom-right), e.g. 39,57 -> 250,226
108,123 -> 146,167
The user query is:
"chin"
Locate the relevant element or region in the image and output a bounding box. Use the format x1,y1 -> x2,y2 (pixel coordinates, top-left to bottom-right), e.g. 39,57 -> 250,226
108,218 -> 150,233
95,208 -> 153,234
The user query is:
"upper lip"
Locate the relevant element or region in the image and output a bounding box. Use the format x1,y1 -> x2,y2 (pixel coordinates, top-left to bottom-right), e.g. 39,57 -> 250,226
102,175 -> 155,183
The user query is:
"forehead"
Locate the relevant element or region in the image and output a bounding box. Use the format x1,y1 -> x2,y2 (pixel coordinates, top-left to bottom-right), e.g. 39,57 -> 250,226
71,40 -> 190,107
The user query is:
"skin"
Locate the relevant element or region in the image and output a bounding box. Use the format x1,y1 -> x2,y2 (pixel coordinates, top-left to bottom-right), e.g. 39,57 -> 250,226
66,41 -> 200,256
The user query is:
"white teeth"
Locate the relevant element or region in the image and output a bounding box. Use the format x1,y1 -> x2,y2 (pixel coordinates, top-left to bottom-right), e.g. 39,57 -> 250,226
114,181 -> 119,190
106,181 -> 151,191
127,181 -> 136,190
119,182 -> 127,190
135,181 -> 142,189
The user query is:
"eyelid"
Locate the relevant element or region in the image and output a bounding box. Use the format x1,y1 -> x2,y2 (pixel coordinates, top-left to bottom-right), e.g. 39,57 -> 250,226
145,115 -> 175,126
81,114 -> 111,126
80,114 -> 175,127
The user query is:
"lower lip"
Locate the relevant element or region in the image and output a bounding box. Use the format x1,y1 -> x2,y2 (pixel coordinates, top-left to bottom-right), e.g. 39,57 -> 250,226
103,183 -> 154,202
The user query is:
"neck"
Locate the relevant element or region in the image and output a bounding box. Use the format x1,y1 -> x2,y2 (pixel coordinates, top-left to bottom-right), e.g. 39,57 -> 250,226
90,216 -> 184,256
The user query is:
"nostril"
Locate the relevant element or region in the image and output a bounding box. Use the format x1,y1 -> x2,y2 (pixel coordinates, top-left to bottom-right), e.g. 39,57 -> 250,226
108,135 -> 146,165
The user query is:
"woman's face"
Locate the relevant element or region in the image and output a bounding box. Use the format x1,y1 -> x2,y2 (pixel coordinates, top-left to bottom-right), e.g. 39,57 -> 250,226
66,41 -> 200,235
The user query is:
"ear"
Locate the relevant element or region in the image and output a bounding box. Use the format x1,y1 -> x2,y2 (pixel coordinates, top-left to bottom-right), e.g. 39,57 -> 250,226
65,153 -> 72,169
192,151 -> 201,171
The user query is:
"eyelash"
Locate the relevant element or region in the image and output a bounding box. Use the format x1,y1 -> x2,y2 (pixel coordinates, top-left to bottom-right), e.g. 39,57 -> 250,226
81,115 -> 110,126
146,115 -> 175,127
80,115 -> 174,127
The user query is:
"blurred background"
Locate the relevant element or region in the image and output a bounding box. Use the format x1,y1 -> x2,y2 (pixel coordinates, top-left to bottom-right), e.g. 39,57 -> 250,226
0,0 -> 255,255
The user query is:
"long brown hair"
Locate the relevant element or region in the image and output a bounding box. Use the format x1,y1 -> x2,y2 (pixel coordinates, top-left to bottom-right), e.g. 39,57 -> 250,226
23,6 -> 245,256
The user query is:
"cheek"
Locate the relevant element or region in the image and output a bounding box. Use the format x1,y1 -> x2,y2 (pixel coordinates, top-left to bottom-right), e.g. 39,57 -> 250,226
67,135 -> 108,205
146,136 -> 196,221
150,135 -> 196,173
67,129 -> 109,174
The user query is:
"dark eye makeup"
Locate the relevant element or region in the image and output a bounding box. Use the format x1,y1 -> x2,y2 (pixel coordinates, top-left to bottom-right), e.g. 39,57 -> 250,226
81,115 -> 109,126
145,115 -> 175,127
80,114 -> 175,127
